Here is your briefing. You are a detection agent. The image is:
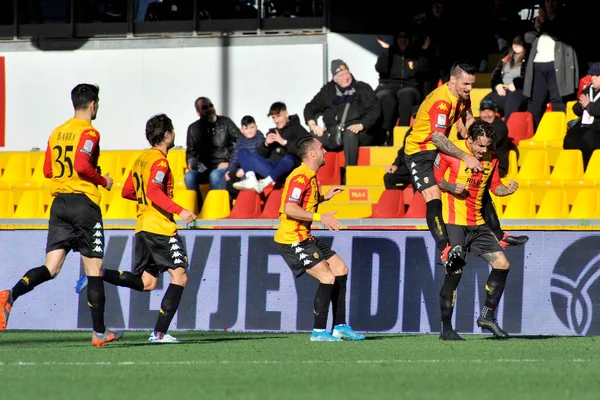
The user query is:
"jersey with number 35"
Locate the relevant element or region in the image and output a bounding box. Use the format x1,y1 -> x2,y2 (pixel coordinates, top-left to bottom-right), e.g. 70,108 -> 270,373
44,118 -> 106,205
122,148 -> 183,236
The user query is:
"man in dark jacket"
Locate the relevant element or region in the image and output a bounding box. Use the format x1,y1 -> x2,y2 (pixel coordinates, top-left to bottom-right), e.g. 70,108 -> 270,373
477,99 -> 509,177
233,102 -> 310,194
184,97 -> 241,206
383,131 -> 412,189
304,59 -> 381,183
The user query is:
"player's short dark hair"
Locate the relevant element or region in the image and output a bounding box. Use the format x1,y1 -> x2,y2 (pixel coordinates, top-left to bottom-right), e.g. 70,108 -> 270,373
241,115 -> 256,126
450,62 -> 477,78
71,84 -> 99,110
194,96 -> 209,113
146,114 -> 174,146
267,102 -> 287,116
295,135 -> 316,160
468,119 -> 497,143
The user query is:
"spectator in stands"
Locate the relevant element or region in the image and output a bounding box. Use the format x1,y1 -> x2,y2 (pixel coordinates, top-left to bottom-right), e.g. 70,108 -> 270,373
375,31 -> 429,145
482,35 -> 528,123
304,59 -> 381,184
420,1 -> 452,89
523,0 -> 579,129
233,102 -> 309,194
383,133 -> 412,189
225,115 -> 265,200
477,99 -> 509,177
563,62 -> 600,169
184,97 -> 241,208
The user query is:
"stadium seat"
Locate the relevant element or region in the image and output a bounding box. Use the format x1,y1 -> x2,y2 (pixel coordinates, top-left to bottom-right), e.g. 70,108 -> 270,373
515,150 -> 550,186
338,147 -> 370,166
316,152 -> 340,185
501,189 -> 535,219
259,189 -> 282,218
535,189 -> 569,219
518,111 -> 566,148
403,191 -> 426,218
104,195 -> 137,219
0,190 -> 15,218
320,185 -> 384,203
401,185 -> 414,205
0,153 -> 36,189
565,100 -> 577,125
345,166 -> 387,186
172,189 -> 199,216
369,189 -> 405,218
0,151 -> 15,178
12,189 -> 48,219
228,190 -> 262,219
316,202 -> 372,219
97,151 -> 122,181
470,88 -> 493,117
393,126 -> 410,147
537,149 -> 584,187
167,149 -> 187,181
12,155 -> 47,189
369,147 -> 399,167
506,111 -> 534,148
198,189 -> 230,219
567,150 -> 600,187
505,150 -> 518,179
569,188 -> 600,219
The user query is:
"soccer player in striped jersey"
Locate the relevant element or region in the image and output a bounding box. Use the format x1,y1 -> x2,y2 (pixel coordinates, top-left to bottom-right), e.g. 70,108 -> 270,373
434,119 -> 518,340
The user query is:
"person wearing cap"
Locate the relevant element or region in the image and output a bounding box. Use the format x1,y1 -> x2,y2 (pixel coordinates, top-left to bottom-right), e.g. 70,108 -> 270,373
563,62 -> 600,168
374,31 -> 429,144
482,35 -> 528,123
477,99 -> 509,178
304,59 -> 381,183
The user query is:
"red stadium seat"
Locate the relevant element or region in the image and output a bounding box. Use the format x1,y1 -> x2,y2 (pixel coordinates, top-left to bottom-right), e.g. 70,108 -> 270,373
403,190 -> 426,218
506,111 -> 534,149
369,190 -> 405,218
228,191 -> 262,219
316,152 -> 340,185
259,189 -> 283,219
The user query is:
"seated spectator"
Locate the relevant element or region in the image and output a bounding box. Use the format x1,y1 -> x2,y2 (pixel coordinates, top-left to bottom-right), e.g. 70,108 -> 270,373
185,97 -> 241,208
233,102 -> 310,194
563,62 -> 600,169
375,31 -> 429,144
225,115 -> 265,200
304,59 -> 381,184
383,133 -> 412,189
475,99 -> 509,177
482,35 -> 528,123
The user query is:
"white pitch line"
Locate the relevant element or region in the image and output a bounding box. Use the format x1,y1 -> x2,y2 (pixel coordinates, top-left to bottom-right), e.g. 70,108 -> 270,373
0,359 -> 593,367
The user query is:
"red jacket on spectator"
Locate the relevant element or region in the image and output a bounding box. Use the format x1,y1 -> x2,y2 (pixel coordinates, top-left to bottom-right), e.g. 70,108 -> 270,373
578,75 -> 592,98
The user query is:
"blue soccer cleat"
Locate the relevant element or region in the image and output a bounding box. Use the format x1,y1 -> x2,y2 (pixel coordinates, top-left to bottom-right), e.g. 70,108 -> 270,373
310,330 -> 343,342
332,324 -> 366,341
75,274 -> 88,294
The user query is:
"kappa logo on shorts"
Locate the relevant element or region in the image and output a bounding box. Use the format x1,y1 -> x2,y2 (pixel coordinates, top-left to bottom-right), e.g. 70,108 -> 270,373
173,258 -> 183,264
295,247 -> 303,254
298,253 -> 308,260
303,259 -> 312,266
172,251 -> 182,258
94,222 -> 102,229
169,237 -> 178,244
170,244 -> 181,250
93,246 -> 102,253
93,231 -> 102,237
93,239 -> 102,245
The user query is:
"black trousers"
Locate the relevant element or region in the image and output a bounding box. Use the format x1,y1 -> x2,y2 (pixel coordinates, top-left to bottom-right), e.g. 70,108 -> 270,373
483,89 -> 528,123
563,124 -> 600,169
376,86 -> 421,129
527,61 -> 566,129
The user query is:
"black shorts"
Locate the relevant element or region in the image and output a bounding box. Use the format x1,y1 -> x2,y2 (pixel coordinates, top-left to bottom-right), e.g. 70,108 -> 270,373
46,193 -> 105,258
275,237 -> 336,278
446,224 -> 503,257
133,231 -> 188,277
404,150 -> 438,192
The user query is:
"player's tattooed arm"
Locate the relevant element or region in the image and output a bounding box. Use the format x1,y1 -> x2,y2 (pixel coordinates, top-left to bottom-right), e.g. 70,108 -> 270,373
438,179 -> 456,193
431,132 -> 469,160
493,180 -> 518,196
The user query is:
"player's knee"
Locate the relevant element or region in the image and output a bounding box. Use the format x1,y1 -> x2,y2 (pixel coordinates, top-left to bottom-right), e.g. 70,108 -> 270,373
320,270 -> 336,285
493,258 -> 510,270
169,268 -> 188,287
142,275 -> 158,291
422,186 -> 440,202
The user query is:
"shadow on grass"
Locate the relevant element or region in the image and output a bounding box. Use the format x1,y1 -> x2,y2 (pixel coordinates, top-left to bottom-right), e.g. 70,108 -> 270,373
111,335 -> 289,348
481,334 -> 586,340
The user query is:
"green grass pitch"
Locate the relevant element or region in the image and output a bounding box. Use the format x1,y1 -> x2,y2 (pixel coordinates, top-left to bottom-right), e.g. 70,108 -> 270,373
1,331 -> 599,400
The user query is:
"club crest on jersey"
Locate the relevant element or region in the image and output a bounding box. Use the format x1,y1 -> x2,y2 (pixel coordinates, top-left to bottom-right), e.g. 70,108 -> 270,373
153,171 -> 165,184
81,139 -> 94,155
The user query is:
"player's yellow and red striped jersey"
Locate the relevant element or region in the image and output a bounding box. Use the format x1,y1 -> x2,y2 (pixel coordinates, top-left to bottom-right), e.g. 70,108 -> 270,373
434,140 -> 502,226
44,118 -> 107,205
122,148 -> 183,236
274,163 -> 320,244
404,83 -> 472,155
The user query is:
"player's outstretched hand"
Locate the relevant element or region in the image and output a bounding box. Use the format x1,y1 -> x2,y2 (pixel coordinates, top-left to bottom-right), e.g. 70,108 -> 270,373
178,209 -> 197,225
103,172 -> 113,191
320,211 -> 342,232
324,186 -> 344,201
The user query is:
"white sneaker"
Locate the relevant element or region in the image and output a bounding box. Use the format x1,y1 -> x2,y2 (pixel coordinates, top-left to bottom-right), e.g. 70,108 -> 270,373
254,180 -> 271,194
233,177 -> 258,191
148,333 -> 180,344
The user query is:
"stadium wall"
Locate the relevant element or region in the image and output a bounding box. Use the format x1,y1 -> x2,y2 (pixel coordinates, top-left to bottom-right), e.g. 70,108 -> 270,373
0,33 -> 387,151
1,229 -> 599,336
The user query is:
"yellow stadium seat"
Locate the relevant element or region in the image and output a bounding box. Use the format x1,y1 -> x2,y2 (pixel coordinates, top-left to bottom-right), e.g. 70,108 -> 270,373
198,189 -> 230,219
98,186 -> 115,215
0,190 -> 15,218
470,88 -> 493,117
569,188 -> 600,219
12,189 -> 49,219
519,111 -> 566,148
104,195 -> 137,219
536,189 -> 569,218
506,150 -> 518,179
98,151 -> 122,181
11,155 -> 47,189
393,126 -> 410,147
316,202 -> 373,219
502,189 -> 535,219
568,150 -> 600,187
167,149 -> 187,181
43,196 -> 54,219
0,153 -> 36,189
514,150 -> 549,186
565,100 -> 577,125
537,149 -> 584,187
172,189 -> 199,216
448,125 -> 461,142
369,147 -> 399,167
0,151 -> 16,178
345,166 -> 386,186
517,147 -> 561,167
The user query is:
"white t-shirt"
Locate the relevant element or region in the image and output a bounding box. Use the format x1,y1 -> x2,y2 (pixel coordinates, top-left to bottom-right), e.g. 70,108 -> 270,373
534,34 -> 555,63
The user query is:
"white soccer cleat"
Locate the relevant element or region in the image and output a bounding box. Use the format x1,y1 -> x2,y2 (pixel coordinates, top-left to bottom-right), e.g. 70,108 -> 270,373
253,180 -> 271,194
148,333 -> 180,344
233,177 -> 259,191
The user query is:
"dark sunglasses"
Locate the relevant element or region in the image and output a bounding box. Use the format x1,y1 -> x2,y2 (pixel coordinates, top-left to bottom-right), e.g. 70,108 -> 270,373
202,103 -> 214,110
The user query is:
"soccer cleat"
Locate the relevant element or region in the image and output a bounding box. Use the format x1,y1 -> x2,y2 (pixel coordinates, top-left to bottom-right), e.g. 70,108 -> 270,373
91,328 -> 123,347
499,233 -> 529,248
441,244 -> 466,275
439,329 -> 466,341
148,332 -> 180,344
332,324 -> 366,341
477,316 -> 509,338
75,274 -> 88,293
310,330 -> 343,342
0,290 -> 14,331
253,180 -> 271,194
233,177 -> 259,191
